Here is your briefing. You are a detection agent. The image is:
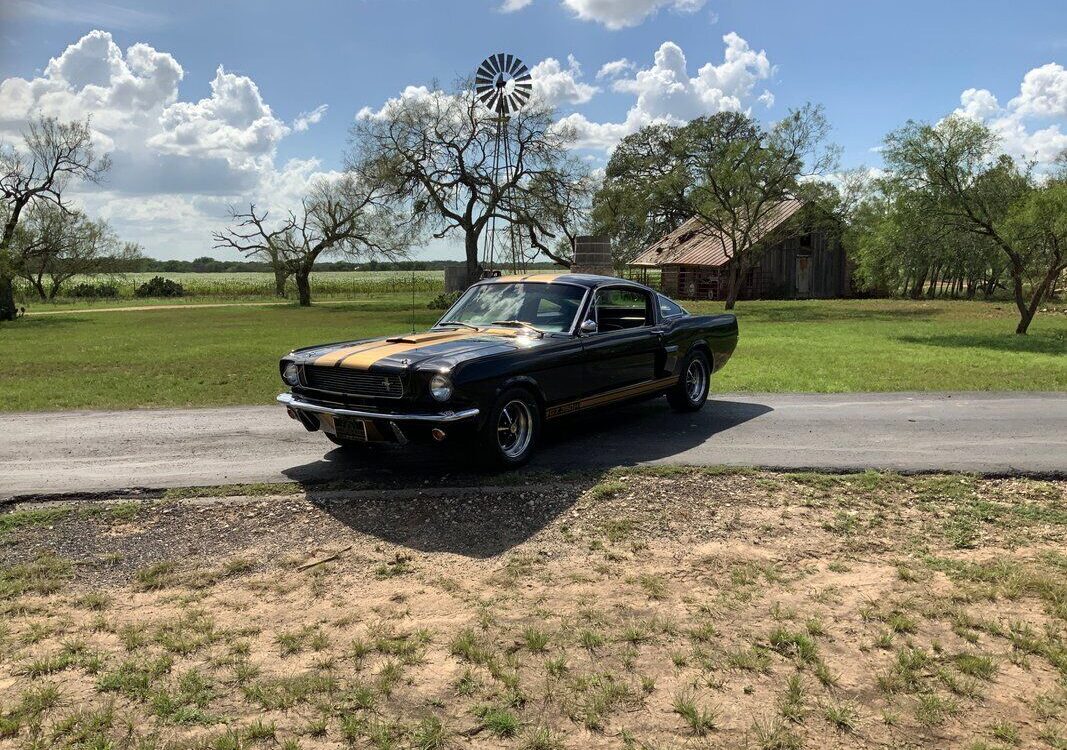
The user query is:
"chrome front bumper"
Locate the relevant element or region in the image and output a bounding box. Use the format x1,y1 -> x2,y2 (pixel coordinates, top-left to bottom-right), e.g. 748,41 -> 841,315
277,393 -> 480,422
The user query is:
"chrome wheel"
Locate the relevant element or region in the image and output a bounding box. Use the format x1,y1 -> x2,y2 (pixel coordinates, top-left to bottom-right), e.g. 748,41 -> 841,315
496,399 -> 533,459
685,358 -> 708,404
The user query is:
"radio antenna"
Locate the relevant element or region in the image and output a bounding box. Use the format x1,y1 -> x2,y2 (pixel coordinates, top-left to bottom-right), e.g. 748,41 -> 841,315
411,266 -> 416,334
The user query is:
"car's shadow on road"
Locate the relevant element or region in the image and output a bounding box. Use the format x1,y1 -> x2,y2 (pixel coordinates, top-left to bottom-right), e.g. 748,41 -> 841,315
283,397 -> 773,482
283,396 -> 772,557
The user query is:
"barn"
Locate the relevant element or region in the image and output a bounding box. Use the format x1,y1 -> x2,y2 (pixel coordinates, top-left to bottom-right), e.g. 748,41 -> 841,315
627,199 -> 849,301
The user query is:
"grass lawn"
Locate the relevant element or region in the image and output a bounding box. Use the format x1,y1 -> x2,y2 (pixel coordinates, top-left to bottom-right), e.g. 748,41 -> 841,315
0,297 -> 1064,412
0,469 -> 1064,748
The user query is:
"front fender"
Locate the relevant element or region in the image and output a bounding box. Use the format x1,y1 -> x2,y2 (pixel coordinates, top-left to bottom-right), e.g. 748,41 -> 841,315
494,375 -> 547,410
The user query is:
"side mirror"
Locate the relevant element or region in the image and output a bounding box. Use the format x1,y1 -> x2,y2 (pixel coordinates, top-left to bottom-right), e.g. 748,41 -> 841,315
580,319 -> 597,335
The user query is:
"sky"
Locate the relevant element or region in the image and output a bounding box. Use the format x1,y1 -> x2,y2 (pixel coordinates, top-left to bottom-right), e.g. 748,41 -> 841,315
1,0 -> 1065,261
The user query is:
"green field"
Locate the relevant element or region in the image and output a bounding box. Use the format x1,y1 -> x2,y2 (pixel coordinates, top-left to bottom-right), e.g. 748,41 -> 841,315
12,270 -> 445,306
1,297 -> 1063,412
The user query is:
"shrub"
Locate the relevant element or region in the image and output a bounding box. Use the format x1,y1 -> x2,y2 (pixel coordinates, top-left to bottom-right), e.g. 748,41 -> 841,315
427,290 -> 462,310
68,282 -> 119,298
135,276 -> 184,298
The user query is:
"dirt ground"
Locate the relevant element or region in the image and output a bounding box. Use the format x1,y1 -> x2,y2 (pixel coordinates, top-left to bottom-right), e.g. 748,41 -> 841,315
1,468 -> 1065,750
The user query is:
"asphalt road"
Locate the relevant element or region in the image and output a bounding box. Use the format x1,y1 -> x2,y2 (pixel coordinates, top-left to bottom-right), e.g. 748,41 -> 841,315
1,392 -> 1065,498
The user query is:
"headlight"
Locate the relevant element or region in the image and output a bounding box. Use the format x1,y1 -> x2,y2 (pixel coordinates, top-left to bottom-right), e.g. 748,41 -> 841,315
282,362 -> 301,386
429,373 -> 453,402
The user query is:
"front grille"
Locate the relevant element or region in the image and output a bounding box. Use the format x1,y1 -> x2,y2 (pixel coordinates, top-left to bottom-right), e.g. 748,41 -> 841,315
303,366 -> 404,399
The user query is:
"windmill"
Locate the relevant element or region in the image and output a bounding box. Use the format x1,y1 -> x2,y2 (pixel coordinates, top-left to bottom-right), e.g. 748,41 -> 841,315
475,53 -> 533,276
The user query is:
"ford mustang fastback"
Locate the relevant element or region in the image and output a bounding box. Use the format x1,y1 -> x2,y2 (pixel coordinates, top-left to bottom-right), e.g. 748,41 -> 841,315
278,273 -> 737,466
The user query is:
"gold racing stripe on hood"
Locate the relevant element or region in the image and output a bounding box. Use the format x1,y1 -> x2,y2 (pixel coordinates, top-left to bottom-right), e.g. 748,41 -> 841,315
491,273 -> 563,283
313,328 -> 522,370
312,339 -> 397,367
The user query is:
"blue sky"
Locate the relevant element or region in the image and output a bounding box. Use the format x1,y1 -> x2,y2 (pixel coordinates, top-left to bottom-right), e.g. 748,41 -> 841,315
1,0 -> 1065,260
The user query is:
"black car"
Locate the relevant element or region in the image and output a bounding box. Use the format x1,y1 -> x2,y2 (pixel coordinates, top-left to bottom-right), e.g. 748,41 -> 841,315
278,273 -> 738,466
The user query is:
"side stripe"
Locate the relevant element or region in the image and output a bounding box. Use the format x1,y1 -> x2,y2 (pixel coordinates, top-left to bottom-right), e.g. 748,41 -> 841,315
545,375 -> 678,419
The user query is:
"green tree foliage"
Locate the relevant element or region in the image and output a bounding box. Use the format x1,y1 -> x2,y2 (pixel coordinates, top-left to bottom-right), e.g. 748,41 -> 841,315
880,115 -> 1065,333
13,203 -> 138,300
591,124 -> 689,261
591,105 -> 837,309
845,178 -> 1004,299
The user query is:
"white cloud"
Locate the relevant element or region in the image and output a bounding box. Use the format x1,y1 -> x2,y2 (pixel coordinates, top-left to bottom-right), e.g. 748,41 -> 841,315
498,0 -> 533,11
0,30 -> 334,259
530,55 -> 597,107
953,64 -> 1067,165
560,33 -> 775,150
356,85 -> 438,122
0,29 -> 182,133
148,65 -> 290,169
956,88 -> 1000,121
292,103 -> 328,132
596,58 -> 635,80
1009,63 -> 1067,118
561,0 -> 706,29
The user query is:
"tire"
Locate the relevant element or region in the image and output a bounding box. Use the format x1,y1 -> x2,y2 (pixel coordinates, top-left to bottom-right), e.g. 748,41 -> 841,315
478,387 -> 541,468
666,349 -> 711,412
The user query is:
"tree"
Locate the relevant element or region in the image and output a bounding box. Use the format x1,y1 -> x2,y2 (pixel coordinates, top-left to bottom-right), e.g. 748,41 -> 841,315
512,166 -> 598,268
881,116 -> 1060,334
673,106 -> 838,309
1001,177 -> 1067,310
13,203 -> 134,299
214,175 -> 406,306
348,84 -> 587,285
589,106 -> 837,308
0,117 -> 110,320
213,203 -> 292,297
592,124 -> 691,259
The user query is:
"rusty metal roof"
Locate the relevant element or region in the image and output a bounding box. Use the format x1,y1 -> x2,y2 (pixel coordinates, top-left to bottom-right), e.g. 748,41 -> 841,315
629,199 -> 805,268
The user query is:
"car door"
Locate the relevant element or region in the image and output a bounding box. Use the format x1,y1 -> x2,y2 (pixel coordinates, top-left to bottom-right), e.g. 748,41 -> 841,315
580,286 -> 661,393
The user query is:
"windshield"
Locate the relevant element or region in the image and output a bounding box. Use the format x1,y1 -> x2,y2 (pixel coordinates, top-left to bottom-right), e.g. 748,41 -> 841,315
439,282 -> 585,333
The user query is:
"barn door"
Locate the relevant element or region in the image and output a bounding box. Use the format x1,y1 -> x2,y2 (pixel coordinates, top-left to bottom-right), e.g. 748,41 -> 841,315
796,255 -> 812,298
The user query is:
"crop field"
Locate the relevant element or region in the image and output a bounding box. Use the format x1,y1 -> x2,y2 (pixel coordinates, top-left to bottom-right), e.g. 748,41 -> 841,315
0,468 -> 1064,749
12,271 -> 446,305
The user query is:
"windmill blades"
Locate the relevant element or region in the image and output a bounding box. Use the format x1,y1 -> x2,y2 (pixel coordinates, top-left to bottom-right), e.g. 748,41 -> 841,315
476,86 -> 498,111
474,53 -> 533,115
509,79 -> 532,112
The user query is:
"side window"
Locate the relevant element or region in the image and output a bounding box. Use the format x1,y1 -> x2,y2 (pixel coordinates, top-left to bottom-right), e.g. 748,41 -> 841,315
657,293 -> 687,319
592,288 -> 653,332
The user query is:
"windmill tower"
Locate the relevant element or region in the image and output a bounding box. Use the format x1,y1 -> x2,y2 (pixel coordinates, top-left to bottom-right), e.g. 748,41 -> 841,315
474,53 -> 533,276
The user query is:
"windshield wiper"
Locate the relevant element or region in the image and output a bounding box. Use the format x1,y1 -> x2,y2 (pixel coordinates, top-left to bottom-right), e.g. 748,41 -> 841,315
491,320 -> 545,336
437,320 -> 479,330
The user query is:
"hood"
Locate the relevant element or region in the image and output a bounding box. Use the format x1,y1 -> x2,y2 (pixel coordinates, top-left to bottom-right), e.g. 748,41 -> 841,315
296,328 -> 549,371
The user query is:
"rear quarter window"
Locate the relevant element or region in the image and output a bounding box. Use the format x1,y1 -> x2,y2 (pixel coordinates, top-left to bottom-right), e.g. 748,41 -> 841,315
657,294 -> 687,318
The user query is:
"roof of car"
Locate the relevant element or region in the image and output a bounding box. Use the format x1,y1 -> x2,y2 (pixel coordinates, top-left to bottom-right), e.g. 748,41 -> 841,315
477,272 -> 651,290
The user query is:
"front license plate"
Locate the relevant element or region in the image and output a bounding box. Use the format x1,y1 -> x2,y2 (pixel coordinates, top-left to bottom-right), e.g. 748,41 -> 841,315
335,417 -> 369,441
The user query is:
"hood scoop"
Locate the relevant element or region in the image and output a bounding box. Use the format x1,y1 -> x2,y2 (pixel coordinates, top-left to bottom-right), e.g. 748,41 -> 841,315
385,332 -> 467,345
